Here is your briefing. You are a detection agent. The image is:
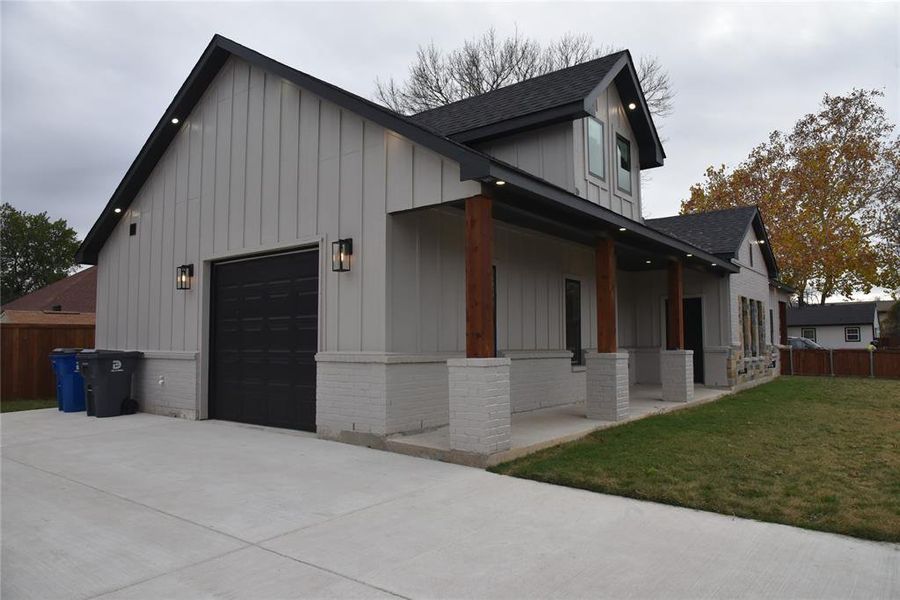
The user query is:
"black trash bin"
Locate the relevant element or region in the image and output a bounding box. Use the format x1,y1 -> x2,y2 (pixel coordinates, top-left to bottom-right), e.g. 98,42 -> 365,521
77,350 -> 142,417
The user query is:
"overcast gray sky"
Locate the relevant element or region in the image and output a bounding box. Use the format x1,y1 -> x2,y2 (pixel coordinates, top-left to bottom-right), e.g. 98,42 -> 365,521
2,1 -> 897,241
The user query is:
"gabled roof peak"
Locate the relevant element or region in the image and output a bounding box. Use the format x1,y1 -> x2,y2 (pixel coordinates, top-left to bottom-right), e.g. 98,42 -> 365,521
408,49 -> 664,168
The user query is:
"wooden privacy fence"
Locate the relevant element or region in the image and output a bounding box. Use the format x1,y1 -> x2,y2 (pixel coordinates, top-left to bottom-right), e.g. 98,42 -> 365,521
780,348 -> 900,379
1,323 -> 95,399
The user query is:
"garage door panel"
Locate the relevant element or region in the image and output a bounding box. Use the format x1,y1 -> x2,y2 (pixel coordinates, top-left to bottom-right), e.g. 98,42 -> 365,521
210,249 -> 319,432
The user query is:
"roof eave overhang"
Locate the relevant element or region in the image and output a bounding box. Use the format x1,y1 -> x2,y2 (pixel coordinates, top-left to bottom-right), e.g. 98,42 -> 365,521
484,163 -> 738,274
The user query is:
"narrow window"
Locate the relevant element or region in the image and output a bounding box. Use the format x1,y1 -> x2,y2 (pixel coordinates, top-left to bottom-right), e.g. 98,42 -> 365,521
748,242 -> 754,267
750,300 -> 759,356
587,118 -> 605,180
844,327 -> 860,342
801,327 -> 816,342
129,223 -> 137,236
757,301 -> 766,351
769,309 -> 774,344
565,279 -> 583,365
616,135 -> 632,194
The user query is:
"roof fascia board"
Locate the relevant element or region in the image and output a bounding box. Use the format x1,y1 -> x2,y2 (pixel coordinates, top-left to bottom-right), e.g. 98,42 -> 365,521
448,101 -> 586,144
486,162 -> 739,273
216,38 -> 491,177
76,35 -> 493,263
76,38 -> 229,263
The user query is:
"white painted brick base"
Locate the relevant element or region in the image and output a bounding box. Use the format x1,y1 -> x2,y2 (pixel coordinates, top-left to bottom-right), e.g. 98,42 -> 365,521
586,352 -> 629,421
316,352 -> 456,440
504,351 -> 584,412
134,352 -> 198,419
661,350 -> 694,403
448,358 -> 511,455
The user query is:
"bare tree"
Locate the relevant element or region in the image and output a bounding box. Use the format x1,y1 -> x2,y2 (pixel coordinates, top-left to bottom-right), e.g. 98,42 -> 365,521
376,28 -> 674,120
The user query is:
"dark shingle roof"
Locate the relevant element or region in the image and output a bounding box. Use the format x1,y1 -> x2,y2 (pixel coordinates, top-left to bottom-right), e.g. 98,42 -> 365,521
786,302 -> 878,327
645,206 -> 759,257
409,52 -> 627,137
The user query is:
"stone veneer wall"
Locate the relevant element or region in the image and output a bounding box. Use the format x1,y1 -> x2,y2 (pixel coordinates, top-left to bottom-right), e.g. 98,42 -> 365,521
133,351 -> 199,419
725,345 -> 778,388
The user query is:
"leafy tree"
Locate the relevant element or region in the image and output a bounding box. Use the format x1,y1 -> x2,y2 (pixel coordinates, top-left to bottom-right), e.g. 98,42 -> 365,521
682,89 -> 900,304
376,28 -> 674,120
1,203 -> 81,304
882,301 -> 900,339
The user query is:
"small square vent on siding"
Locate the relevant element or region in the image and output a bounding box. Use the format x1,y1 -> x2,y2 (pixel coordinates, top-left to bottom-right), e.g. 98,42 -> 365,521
129,223 -> 137,236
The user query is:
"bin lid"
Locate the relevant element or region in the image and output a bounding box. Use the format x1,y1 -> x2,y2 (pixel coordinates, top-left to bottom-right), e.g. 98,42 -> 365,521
51,348 -> 84,355
77,349 -> 144,359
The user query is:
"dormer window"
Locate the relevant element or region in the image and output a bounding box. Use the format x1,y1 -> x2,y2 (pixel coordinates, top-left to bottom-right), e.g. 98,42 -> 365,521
616,135 -> 632,194
587,117 -> 605,180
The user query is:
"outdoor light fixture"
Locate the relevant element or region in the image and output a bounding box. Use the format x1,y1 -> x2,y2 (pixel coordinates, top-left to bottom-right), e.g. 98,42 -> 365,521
176,264 -> 194,290
758,240 -> 766,245
711,262 -> 718,267
627,102 -> 637,110
618,227 -> 627,232
645,260 -> 651,264
495,180 -> 506,186
171,118 -> 180,124
114,208 -> 122,213
686,253 -> 693,257
332,238 -> 353,272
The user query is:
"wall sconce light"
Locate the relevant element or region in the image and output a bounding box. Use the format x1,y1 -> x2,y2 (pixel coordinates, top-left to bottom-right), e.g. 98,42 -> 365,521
176,264 -> 194,290
332,238 -> 352,272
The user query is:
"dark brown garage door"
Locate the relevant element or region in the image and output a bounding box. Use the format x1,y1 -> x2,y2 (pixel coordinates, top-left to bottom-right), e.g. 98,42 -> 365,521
210,249 -> 318,431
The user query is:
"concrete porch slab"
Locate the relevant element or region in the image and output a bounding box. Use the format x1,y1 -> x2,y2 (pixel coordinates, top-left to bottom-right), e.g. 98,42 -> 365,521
386,384 -> 730,467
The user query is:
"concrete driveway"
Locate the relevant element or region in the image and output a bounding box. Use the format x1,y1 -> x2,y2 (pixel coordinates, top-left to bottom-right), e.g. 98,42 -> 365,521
2,410 -> 897,600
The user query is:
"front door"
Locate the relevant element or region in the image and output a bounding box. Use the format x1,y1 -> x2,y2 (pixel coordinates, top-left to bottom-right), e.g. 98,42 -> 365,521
683,298 -> 704,383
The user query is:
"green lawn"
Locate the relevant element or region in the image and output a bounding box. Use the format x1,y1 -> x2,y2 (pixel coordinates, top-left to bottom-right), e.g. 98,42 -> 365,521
1,398 -> 58,413
492,376 -> 900,542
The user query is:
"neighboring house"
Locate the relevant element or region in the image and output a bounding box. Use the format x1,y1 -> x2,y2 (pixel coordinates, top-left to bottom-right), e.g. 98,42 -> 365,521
786,302 -> 880,349
75,35 -> 790,460
1,266 -> 97,325
1,267 -> 97,400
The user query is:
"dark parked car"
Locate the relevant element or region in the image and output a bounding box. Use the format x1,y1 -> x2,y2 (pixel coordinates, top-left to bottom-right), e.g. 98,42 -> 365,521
788,336 -> 824,350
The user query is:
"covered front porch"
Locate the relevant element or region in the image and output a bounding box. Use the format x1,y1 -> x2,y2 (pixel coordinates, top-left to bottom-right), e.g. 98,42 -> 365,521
430,188 -> 738,463
386,383 -> 729,467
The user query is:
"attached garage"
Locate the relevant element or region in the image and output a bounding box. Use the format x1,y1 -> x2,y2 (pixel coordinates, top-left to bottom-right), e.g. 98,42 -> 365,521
209,249 -> 319,431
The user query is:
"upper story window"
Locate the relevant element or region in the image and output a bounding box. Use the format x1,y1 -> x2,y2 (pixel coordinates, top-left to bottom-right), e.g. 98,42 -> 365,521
616,134 -> 632,195
748,242 -> 754,267
587,117 -> 605,180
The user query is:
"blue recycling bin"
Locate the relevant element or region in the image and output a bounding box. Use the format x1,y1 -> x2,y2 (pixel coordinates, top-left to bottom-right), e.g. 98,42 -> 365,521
49,348 -> 86,412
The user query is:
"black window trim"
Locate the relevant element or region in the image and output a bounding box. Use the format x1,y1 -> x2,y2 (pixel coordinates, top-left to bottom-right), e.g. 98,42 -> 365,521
801,327 -> 816,342
844,326 -> 861,343
615,133 -> 632,195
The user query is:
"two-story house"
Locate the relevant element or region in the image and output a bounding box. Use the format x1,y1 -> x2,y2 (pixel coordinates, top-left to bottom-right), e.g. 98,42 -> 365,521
76,35 -> 791,464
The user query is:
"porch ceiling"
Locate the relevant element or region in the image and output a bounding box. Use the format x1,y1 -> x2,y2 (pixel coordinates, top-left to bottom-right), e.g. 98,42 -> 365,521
437,180 -> 739,275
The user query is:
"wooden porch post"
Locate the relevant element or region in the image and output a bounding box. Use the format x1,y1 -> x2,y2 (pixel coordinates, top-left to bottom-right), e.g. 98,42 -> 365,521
595,238 -> 617,353
465,194 -> 494,358
666,260 -> 684,350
